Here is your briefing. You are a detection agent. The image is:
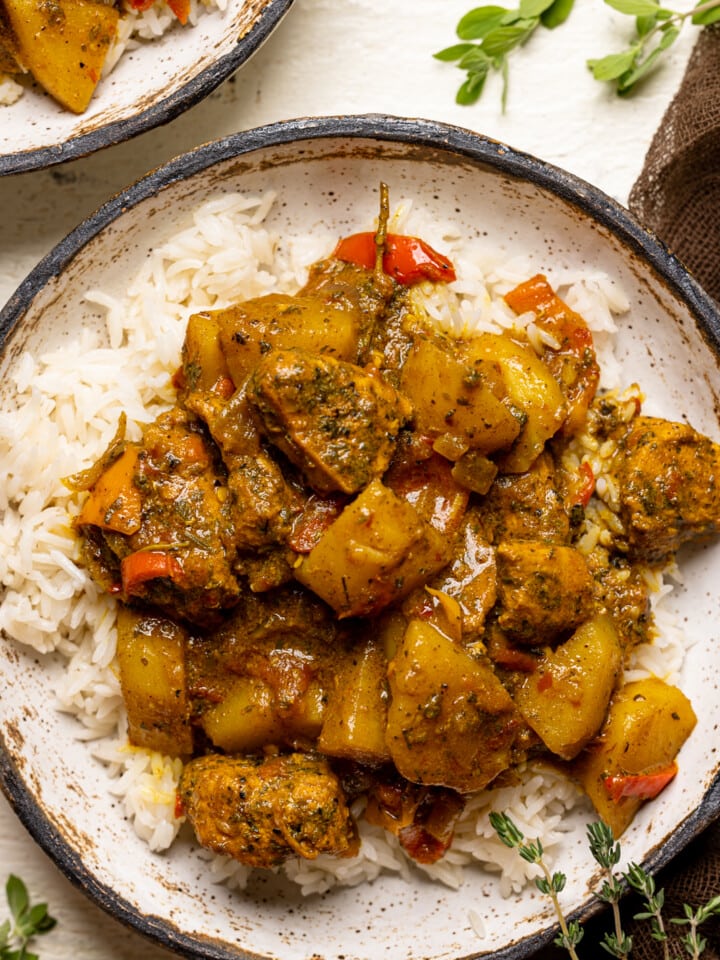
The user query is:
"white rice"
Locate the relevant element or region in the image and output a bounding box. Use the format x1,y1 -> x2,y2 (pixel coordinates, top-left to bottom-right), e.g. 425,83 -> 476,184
0,191 -> 687,897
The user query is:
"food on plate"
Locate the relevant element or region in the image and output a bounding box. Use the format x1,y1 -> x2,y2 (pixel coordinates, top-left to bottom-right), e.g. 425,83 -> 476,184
2,187 -> 717,899
63,185 -> 718,875
0,0 -> 212,112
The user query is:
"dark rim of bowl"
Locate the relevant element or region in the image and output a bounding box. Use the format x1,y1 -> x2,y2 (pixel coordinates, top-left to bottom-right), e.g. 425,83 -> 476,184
1,115 -> 720,960
0,0 -> 294,177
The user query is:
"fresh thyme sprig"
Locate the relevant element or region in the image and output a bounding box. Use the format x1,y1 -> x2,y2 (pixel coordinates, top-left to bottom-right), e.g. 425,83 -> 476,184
670,896 -> 720,959
436,0 -> 720,107
489,812 -> 720,958
588,0 -> 720,94
0,875 -> 56,960
489,811 -> 583,957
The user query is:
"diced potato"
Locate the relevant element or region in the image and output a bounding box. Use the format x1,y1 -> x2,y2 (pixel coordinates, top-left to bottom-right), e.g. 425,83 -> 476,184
463,334 -> 566,473
181,312 -> 232,394
2,0 -> 118,113
513,614 -> 622,760
385,619 -> 522,793
294,479 -> 448,618
200,676 -> 286,752
575,677 -> 697,836
504,274 -> 600,437
216,293 -> 362,386
450,450 -> 498,495
318,639 -> 390,765
384,451 -> 469,538
116,607 -> 192,757
400,336 -> 521,454
0,7 -> 26,73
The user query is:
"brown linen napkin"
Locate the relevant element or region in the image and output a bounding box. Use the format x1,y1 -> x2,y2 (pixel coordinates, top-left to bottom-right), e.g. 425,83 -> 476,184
532,26 -> 720,959
628,23 -> 720,304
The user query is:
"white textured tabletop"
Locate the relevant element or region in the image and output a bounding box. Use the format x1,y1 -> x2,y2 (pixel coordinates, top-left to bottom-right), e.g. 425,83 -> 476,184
0,1 -> 700,957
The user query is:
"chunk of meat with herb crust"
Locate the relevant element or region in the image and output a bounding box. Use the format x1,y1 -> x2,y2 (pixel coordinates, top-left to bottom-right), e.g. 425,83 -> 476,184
613,415 -> 720,563
186,387 -> 301,551
495,540 -> 596,643
178,753 -> 359,867
479,452 -> 571,544
248,347 -> 412,494
77,405 -> 240,623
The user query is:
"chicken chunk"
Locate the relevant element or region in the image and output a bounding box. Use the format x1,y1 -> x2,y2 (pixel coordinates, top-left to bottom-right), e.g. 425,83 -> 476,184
178,753 -> 359,868
186,388 -> 301,552
495,540 -> 596,643
77,406 -> 240,624
614,415 -> 720,563
248,348 -> 412,494
479,452 -> 571,544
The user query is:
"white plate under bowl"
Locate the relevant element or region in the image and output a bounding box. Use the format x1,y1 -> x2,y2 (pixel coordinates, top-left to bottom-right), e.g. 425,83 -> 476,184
1,116 -> 720,959
0,0 -> 293,175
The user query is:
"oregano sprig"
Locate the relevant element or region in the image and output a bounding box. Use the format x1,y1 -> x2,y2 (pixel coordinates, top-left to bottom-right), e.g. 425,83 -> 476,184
587,0 -> 720,95
434,0 -> 576,109
436,0 -> 720,106
0,875 -> 56,960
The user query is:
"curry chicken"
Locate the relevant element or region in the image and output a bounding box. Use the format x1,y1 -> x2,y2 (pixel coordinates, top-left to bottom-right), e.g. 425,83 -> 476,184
70,196 -> 719,870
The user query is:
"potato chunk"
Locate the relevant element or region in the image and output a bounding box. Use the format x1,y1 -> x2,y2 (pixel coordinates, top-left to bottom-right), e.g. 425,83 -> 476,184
294,479 -> 448,618
463,333 -> 566,473
574,677 -> 697,836
386,619 -> 524,793
215,293 -> 363,386
512,614 -> 622,760
116,607 -> 192,758
2,0 -> 118,113
399,335 -> 521,455
318,639 -> 391,765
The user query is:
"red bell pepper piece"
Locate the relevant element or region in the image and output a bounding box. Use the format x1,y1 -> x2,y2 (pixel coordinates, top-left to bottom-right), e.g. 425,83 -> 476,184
121,550 -> 183,595
603,762 -> 678,803
167,0 -> 190,24
333,232 -> 456,286
574,461 -> 595,508
128,0 -> 190,23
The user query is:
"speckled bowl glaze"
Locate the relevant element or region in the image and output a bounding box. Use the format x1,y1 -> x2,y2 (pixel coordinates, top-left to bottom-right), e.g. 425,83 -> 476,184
1,116 -> 720,960
0,0 -> 293,175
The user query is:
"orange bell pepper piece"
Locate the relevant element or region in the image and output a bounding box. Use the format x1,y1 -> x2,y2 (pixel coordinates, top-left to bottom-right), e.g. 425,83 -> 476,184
77,445 -> 142,535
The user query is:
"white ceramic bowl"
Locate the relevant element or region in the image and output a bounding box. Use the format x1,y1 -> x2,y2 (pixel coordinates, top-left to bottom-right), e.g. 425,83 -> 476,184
1,116 -> 720,959
0,0 -> 292,175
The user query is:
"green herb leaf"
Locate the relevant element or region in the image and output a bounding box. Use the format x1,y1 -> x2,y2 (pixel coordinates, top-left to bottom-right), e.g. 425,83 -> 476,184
481,19 -> 538,55
587,47 -> 639,81
456,68 -> 490,104
0,875 -> 57,960
541,0 -> 576,27
617,23 -> 680,91
4,880 -> 28,926
457,5 -> 510,39
692,1 -> 720,24
635,12 -> 658,34
603,0 -> 661,14
519,0 -> 556,16
433,42 -> 477,61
